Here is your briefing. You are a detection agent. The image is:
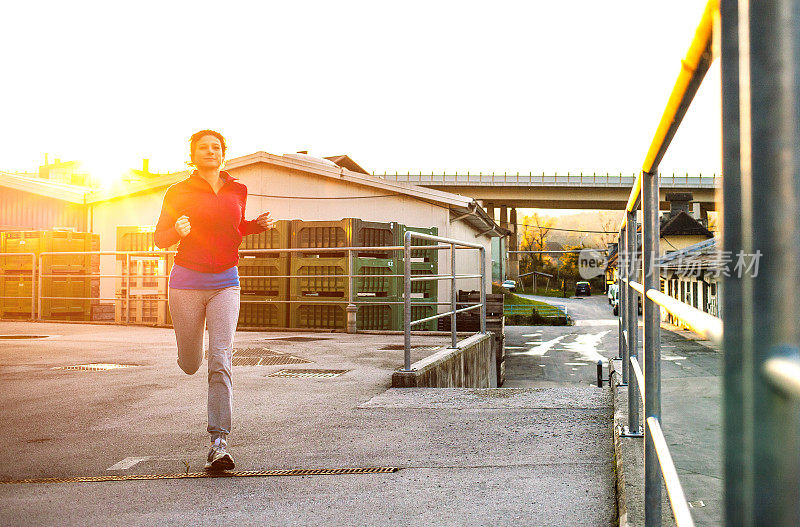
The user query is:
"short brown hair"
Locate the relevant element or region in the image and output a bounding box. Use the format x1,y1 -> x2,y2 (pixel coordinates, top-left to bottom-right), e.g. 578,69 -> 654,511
189,129 -> 227,159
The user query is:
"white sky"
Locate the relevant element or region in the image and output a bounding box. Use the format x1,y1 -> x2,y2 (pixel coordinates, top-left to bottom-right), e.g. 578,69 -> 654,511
1,0 -> 722,178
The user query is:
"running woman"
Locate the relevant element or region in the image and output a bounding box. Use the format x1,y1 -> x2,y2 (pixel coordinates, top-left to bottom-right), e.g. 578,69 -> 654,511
155,129 -> 274,470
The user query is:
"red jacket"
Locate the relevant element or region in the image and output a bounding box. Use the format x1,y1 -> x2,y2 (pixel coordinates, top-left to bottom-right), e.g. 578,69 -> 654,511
155,171 -> 264,272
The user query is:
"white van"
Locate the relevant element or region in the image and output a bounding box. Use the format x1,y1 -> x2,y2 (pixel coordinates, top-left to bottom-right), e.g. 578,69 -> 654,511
607,283 -> 618,305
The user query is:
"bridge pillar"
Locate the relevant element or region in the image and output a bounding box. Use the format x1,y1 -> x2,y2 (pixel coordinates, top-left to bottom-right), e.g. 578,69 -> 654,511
485,202 -> 495,221
509,208 -> 519,280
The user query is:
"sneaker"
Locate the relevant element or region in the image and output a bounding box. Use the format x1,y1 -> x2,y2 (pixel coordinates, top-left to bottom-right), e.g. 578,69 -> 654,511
204,437 -> 235,471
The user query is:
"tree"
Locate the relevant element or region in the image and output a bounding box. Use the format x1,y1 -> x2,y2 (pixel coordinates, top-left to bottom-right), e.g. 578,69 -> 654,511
520,212 -> 554,268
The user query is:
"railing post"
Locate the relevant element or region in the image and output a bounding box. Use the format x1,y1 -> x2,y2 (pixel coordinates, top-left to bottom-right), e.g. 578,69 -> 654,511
450,243 -> 457,348
480,247 -> 486,334
745,1 -> 800,524
403,232 -> 413,371
720,1 -> 750,524
30,253 -> 36,320
126,253 -> 131,325
37,254 -> 42,321
625,210 -> 641,439
643,169 -> 661,526
346,248 -> 357,334
620,226 -> 629,386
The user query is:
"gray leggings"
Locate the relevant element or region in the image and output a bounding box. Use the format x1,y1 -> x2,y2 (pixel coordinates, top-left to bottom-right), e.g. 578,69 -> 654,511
168,286 -> 240,441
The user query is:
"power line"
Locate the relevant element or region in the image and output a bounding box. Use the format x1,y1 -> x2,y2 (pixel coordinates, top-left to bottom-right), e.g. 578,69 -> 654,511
513,221 -> 718,235
249,193 -> 397,200
515,223 -> 616,234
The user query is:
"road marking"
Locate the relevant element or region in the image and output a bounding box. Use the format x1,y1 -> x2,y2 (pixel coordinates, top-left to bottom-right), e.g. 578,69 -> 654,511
504,346 -> 526,350
663,355 -> 687,361
575,320 -> 618,326
564,362 -> 586,366
509,335 -> 567,357
561,331 -> 610,363
521,333 -> 541,337
107,457 -> 152,471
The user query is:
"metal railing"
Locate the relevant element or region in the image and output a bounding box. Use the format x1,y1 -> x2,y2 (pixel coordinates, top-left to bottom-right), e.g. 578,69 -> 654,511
2,243 -> 488,365
401,231 -> 486,371
614,1 -> 718,526
617,0 -> 800,525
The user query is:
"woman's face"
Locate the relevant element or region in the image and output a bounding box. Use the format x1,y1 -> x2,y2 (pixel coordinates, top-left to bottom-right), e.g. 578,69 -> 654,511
191,135 -> 224,170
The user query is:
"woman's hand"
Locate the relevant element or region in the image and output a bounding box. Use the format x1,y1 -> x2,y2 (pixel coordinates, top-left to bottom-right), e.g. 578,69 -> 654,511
175,215 -> 191,237
256,212 -> 276,230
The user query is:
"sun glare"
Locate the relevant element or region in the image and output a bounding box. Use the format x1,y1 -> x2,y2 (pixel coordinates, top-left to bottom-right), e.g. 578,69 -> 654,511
81,157 -> 130,189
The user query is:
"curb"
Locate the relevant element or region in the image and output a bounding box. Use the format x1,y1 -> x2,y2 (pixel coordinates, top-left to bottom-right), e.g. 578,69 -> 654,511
610,360 -> 629,527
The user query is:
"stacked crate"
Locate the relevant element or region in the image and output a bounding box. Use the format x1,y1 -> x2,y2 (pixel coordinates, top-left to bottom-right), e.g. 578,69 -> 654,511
0,230 -> 98,320
288,219 -> 403,330
0,231 -> 36,319
286,220 -> 441,331
238,220 -> 291,329
394,225 -> 439,331
116,226 -> 174,325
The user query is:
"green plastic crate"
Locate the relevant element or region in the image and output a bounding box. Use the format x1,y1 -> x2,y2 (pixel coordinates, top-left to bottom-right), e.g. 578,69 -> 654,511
290,256 -> 348,298
238,256 -> 289,297
2,230 -> 98,273
240,220 -> 291,252
239,295 -> 288,328
290,302 -> 346,330
290,219 -> 396,258
40,274 -> 91,320
290,256 -> 398,299
392,300 -> 438,331
0,275 -> 36,317
395,225 -> 439,262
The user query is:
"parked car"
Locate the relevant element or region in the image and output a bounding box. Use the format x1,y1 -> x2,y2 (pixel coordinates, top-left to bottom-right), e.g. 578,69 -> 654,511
575,281 -> 591,296
501,279 -> 516,292
607,283 -> 618,305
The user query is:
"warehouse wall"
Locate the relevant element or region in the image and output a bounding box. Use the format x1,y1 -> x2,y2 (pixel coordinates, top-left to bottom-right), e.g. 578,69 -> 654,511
0,188 -> 87,231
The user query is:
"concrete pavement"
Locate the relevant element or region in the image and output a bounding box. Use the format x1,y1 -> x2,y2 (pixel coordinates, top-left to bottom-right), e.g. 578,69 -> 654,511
0,320 -> 616,526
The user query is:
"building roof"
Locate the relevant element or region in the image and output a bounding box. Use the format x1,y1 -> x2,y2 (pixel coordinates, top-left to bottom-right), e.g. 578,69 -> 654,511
323,155 -> 369,175
0,171 -> 90,203
605,212 -> 713,270
660,210 -> 713,237
1,152 -> 506,237
658,237 -> 721,271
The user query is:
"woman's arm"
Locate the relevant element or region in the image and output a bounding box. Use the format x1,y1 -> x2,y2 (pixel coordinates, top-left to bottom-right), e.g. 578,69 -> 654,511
238,193 -> 269,235
154,187 -> 183,248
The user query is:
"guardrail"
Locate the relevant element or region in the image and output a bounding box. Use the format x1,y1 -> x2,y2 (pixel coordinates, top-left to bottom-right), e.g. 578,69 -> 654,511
378,172 -> 719,187
618,0 -> 800,524
401,231 -> 486,372
614,1 -> 718,526
1,245 -> 486,328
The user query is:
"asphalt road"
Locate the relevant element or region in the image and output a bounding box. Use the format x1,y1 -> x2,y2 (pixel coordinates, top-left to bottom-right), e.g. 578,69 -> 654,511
503,293 -> 620,388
